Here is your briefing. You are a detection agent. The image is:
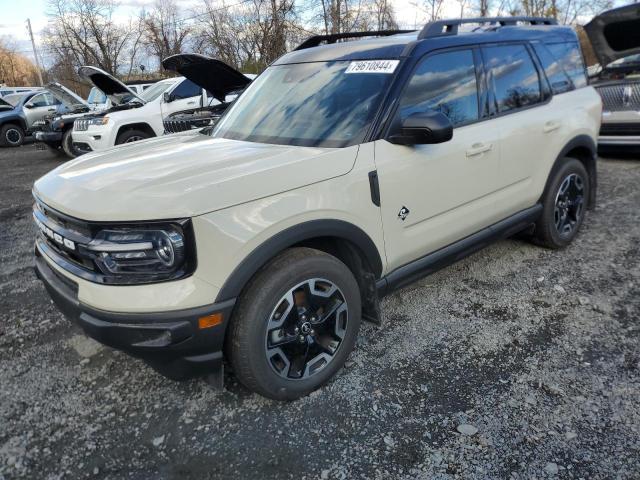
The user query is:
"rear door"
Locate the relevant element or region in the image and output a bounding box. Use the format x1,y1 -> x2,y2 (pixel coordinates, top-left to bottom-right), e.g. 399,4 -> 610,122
374,48 -> 503,271
480,43 -> 562,218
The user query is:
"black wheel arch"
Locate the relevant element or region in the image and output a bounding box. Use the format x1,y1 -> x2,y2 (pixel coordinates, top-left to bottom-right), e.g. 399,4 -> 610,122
0,116 -> 28,132
116,123 -> 156,141
543,135 -> 597,210
214,220 -> 384,305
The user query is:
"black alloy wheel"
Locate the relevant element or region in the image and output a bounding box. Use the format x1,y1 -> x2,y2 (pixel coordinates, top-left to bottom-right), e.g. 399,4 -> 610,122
265,278 -> 348,380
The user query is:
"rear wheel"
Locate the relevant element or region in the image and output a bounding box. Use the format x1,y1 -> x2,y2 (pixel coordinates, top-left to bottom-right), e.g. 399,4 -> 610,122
0,124 -> 25,147
116,129 -> 150,145
228,248 -> 361,400
534,158 -> 589,249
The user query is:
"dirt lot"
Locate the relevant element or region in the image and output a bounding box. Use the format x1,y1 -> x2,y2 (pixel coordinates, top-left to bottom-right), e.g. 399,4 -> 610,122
0,144 -> 638,480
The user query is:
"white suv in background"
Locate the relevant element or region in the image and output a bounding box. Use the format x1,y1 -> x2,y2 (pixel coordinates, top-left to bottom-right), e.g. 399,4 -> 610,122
71,68 -> 203,153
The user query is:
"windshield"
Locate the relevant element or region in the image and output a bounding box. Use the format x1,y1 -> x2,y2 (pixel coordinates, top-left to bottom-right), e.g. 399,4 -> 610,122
212,61 -> 394,147
137,80 -> 175,102
87,87 -> 107,105
3,93 -> 28,107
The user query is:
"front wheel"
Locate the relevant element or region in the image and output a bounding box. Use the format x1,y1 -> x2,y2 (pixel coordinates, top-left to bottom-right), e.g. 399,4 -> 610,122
534,157 -> 589,249
61,129 -> 79,158
0,124 -> 25,147
227,248 -> 361,400
115,129 -> 150,145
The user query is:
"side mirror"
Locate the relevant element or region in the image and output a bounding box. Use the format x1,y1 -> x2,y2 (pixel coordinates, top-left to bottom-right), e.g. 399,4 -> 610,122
163,92 -> 173,103
24,103 -> 35,109
387,110 -> 453,145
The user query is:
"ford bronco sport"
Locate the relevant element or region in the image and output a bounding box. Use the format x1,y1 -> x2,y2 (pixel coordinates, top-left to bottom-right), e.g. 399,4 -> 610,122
34,16 -> 604,400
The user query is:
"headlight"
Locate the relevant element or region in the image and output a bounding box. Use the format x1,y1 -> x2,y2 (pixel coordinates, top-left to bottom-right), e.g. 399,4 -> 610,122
89,116 -> 109,126
79,222 -> 195,284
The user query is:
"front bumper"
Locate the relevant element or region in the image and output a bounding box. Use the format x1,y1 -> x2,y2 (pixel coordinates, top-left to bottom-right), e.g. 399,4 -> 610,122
35,252 -> 235,380
71,129 -> 106,153
35,131 -> 63,143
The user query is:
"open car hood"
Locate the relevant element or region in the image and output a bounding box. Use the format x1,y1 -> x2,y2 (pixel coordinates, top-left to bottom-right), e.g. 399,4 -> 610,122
162,54 -> 251,102
78,66 -> 145,105
46,82 -> 88,109
585,3 -> 640,67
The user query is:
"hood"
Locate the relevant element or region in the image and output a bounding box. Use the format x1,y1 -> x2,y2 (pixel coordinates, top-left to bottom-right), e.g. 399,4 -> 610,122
33,135 -> 358,222
162,54 -> 252,102
46,82 -> 88,109
585,3 -> 640,67
78,66 -> 145,106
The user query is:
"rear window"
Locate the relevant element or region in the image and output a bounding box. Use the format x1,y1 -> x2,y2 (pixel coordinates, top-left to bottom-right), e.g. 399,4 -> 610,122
544,42 -> 587,90
483,44 -> 542,113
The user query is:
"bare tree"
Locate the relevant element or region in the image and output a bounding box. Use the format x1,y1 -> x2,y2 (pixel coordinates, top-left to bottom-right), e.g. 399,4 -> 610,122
0,37 -> 39,86
141,0 -> 192,70
44,0 -> 137,74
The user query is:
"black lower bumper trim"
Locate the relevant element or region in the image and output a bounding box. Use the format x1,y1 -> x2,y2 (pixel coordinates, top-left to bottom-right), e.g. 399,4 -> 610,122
35,131 -> 63,142
35,252 -> 235,380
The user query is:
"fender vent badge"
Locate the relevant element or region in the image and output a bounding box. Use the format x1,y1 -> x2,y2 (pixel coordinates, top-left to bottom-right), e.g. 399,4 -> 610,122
398,206 -> 410,221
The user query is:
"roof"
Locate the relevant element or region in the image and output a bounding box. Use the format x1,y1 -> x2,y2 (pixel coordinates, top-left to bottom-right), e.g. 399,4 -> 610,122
275,24 -> 578,65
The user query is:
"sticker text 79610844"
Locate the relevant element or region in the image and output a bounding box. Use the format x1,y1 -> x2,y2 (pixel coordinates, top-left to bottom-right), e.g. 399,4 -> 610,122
345,60 -> 400,74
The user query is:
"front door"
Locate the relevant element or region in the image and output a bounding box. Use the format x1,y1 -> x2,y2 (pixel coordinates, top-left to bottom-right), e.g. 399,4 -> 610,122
161,79 -> 204,118
374,48 -> 503,272
23,92 -> 59,128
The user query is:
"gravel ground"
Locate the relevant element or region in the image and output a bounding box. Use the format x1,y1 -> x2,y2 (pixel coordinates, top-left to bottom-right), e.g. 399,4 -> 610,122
0,144 -> 639,480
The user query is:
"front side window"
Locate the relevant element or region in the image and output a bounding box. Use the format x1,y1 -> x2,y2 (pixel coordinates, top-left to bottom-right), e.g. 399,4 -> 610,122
483,44 -> 542,113
213,61 -> 394,147
171,79 -> 201,100
399,49 -> 479,126
545,42 -> 587,89
30,93 -> 57,107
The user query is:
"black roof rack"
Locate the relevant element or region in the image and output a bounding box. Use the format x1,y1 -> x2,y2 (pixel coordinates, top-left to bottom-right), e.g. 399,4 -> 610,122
418,16 -> 557,39
295,30 -> 416,51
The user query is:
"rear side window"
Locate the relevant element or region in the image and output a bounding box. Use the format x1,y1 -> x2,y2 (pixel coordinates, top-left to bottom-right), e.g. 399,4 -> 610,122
171,79 -> 201,100
30,93 -> 57,107
533,44 -> 573,94
483,44 -> 541,113
544,42 -> 587,89
399,49 -> 479,127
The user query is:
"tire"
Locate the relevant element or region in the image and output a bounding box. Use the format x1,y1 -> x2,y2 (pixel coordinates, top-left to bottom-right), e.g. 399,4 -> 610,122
0,124 -> 25,147
115,129 -> 150,145
227,247 -> 362,400
61,129 -> 78,158
534,157 -> 589,249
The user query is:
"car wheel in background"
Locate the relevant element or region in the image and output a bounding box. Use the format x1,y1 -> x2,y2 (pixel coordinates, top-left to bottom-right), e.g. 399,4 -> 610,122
115,129 -> 150,145
227,247 -> 362,400
0,124 -> 25,147
61,130 -> 79,158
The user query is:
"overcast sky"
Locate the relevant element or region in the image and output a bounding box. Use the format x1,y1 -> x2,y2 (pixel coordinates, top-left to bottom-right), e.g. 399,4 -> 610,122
0,0 -> 626,69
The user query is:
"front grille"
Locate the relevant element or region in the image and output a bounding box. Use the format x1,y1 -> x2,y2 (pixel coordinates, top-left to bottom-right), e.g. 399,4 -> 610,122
163,114 -> 221,134
596,82 -> 640,111
74,118 -> 89,131
600,123 -> 640,136
33,199 -> 96,274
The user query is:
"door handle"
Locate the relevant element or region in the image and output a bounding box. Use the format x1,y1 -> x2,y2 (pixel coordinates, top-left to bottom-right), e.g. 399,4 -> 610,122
186,101 -> 196,105
466,143 -> 492,157
47,108 -> 56,112
543,121 -> 561,133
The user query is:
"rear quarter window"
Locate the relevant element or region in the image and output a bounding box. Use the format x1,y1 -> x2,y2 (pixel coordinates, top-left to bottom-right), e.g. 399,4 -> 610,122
544,42 -> 587,90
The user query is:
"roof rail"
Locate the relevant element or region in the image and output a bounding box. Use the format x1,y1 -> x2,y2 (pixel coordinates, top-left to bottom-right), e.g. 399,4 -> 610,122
295,30 -> 416,51
418,16 -> 557,40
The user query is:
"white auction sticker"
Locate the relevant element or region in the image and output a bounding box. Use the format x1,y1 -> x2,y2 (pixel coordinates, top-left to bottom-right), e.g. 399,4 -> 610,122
345,60 -> 400,74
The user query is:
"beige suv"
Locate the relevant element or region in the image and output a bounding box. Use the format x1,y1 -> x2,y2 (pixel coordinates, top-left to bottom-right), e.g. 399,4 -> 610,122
34,17 -> 602,400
